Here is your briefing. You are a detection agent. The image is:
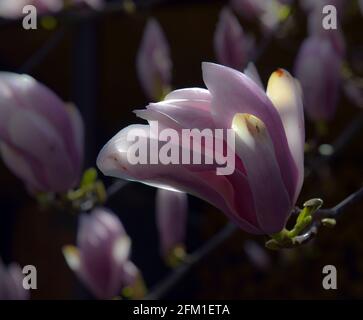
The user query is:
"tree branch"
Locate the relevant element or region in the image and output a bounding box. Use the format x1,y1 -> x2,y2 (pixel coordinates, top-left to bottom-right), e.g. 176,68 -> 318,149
305,111 -> 363,178
145,185 -> 363,299
294,186 -> 363,245
0,0 -> 211,27
145,222 -> 237,300
18,26 -> 67,74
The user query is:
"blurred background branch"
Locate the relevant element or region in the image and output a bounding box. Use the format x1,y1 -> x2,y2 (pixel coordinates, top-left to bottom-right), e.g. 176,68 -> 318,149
0,0 -> 221,27
145,185 -> 363,299
18,26 -> 68,73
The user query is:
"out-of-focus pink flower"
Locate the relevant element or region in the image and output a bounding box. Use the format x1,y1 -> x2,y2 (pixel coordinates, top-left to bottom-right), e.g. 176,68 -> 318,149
0,0 -> 62,18
294,36 -> 342,121
230,0 -> 286,33
299,0 -> 319,12
300,0 -> 343,14
63,207 -> 139,300
0,260 -> 29,300
156,188 -> 188,259
307,2 -> 345,57
230,0 -> 265,19
136,18 -> 172,101
296,0 -> 345,121
0,0 -> 103,19
214,7 -> 253,71
0,72 -> 84,193
97,63 -> 304,235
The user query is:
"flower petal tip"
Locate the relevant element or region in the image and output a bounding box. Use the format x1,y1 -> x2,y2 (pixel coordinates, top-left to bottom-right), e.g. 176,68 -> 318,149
62,245 -> 80,271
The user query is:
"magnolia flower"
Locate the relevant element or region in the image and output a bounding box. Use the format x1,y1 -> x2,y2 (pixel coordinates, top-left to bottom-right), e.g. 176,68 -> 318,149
97,62 -> 304,235
0,72 -> 84,193
63,207 -> 139,300
295,0 -> 345,122
214,7 -> 252,71
136,18 -> 172,101
294,36 -> 342,121
307,3 -> 345,57
0,260 -> 29,300
156,188 -> 188,259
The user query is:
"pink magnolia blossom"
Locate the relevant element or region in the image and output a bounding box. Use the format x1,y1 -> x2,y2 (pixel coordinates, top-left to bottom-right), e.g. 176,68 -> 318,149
0,72 -> 84,193
307,3 -> 345,57
294,0 -> 345,122
63,207 -> 139,300
0,260 -> 29,300
294,36 -> 342,121
156,188 -> 188,258
136,18 -> 172,101
97,63 -> 304,235
214,7 -> 253,71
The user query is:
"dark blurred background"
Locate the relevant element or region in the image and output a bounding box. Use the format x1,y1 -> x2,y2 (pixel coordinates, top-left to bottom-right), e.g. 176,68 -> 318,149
0,0 -> 362,299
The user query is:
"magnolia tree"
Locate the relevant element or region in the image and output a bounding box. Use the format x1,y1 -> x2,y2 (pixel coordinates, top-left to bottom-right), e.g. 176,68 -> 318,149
0,0 -> 362,300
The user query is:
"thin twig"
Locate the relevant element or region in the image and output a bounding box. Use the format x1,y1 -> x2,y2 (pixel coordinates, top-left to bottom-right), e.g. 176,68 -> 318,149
305,111 -> 363,178
294,186 -> 363,244
146,186 -> 363,299
0,0 -> 186,27
318,186 -> 363,218
145,222 -> 237,300
18,26 -> 67,74
305,69 -> 363,177
329,112 -> 363,157
53,0 -> 167,23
